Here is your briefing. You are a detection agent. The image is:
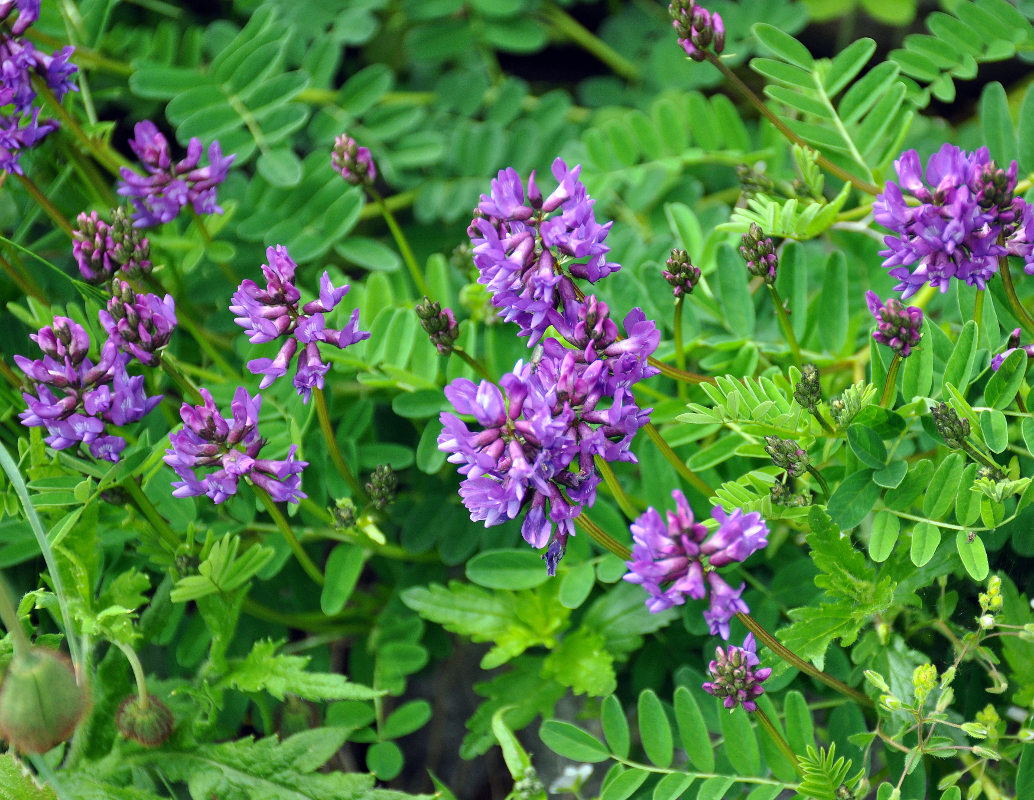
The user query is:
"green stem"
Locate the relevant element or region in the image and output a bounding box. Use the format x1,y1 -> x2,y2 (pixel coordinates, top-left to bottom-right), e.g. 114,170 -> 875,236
255,486 -> 325,586
0,248 -> 46,303
33,79 -> 124,176
15,173 -> 75,237
574,513 -> 631,560
737,612 -> 874,709
122,479 -> 180,551
974,288 -> 985,343
879,354 -> 901,408
370,188 -> 430,297
313,387 -> 367,501
705,54 -> 880,196
960,441 -> 1002,475
159,353 -> 203,403
114,641 -> 149,700
673,296 -> 688,400
240,597 -> 365,633
540,2 -> 642,82
811,408 -> 837,436
805,465 -> 830,503
595,457 -> 641,520
998,257 -> 1034,336
755,708 -> 800,774
643,422 -> 714,497
648,355 -> 714,384
453,346 -> 495,382
0,571 -> 31,659
767,284 -> 801,367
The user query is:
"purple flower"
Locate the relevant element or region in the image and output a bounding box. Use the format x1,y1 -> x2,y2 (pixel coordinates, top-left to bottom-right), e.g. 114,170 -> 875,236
164,387 -> 307,504
440,295 -> 657,573
669,0 -> 725,61
117,121 -> 234,227
98,280 -> 177,367
230,245 -> 370,403
874,144 -> 1034,298
416,297 -> 460,355
740,223 -> 778,284
0,20 -> 77,174
468,158 -> 618,345
991,327 -> 1034,371
331,133 -> 376,187
663,248 -> 701,297
702,633 -> 771,712
72,208 -> 152,282
15,316 -> 161,462
624,490 -> 768,637
865,290 -> 923,358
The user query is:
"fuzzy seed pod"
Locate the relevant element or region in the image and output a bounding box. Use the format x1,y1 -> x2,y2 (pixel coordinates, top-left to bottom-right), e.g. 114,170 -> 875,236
0,649 -> 88,753
116,694 -> 174,747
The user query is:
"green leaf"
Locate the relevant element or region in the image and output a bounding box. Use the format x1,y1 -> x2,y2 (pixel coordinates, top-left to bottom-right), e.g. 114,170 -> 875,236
1016,740 -> 1034,800
491,707 -> 531,778
942,320 -> 978,391
824,38 -> 876,95
826,468 -> 880,530
383,700 -> 432,740
715,243 -> 755,337
840,61 -> 901,124
746,785 -> 784,800
720,707 -> 761,775
539,720 -> 610,763
784,690 -> 815,754
956,532 -> 989,580
600,768 -> 649,800
320,544 -> 365,615
900,319 -> 934,399
256,148 -> 303,187
753,23 -> 815,69
1018,83 -> 1034,176
922,453 -> 965,519
559,560 -> 595,609
848,424 -> 887,469
601,694 -> 630,759
466,550 -> 550,590
984,348 -> 1026,409
542,628 -> 616,697
819,251 -> 848,353
873,461 -> 907,489
366,741 -> 403,781
955,463 -> 981,527
220,639 -> 383,701
751,57 -> 814,89
1023,417 -> 1034,458
687,434 -> 745,471
981,81 -> 1018,167
638,689 -> 673,767
674,686 -> 714,771
653,774 -> 695,800
869,511 -> 900,562
337,63 -> 393,115
0,753 -> 57,800
697,776 -> 735,800
910,522 -> 941,567
979,409 -> 1009,453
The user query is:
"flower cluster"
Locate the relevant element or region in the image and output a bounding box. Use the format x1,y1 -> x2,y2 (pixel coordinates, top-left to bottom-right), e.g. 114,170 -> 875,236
623,490 -> 769,639
865,290 -> 923,358
669,0 -> 725,61
72,208 -> 152,283
0,1 -> 78,174
468,158 -> 618,345
99,279 -> 177,367
764,436 -> 809,478
874,144 -> 1034,298
117,121 -> 234,227
15,316 -> 161,462
230,245 -> 370,403
331,133 -> 376,187
663,248 -> 701,298
439,296 -> 657,574
740,223 -> 778,283
416,296 -> 460,355
991,328 -> 1034,371
164,387 -> 307,504
702,634 -> 772,712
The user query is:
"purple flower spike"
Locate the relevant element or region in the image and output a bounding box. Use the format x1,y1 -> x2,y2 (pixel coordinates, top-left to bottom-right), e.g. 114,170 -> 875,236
232,245 -> 370,403
702,633 -> 772,712
99,279 -> 177,367
865,290 -> 923,358
624,491 -> 769,637
669,1 -> 725,61
164,387 -> 308,504
468,157 -> 618,345
332,133 -> 376,187
15,316 -> 160,462
874,144 -> 1034,297
117,120 -> 234,227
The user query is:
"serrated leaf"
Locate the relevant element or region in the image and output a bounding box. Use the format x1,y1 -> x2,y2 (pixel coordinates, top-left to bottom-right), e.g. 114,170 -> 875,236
638,689 -> 673,767
910,521 -> 941,567
674,686 -> 714,771
956,532 -> 989,580
0,753 -> 57,800
539,720 -> 609,762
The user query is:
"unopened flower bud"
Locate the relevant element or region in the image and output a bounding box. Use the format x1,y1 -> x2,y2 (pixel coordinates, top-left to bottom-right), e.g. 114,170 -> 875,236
365,463 -> 398,510
116,694 -> 174,747
932,402 -> 970,449
865,670 -> 890,693
333,497 -> 357,529
736,164 -> 775,198
866,291 -> 923,358
960,722 -> 988,739
332,134 -> 376,187
764,436 -> 810,478
972,746 -> 1000,761
794,363 -> 822,413
739,223 -> 777,283
663,248 -> 701,297
416,297 -> 460,355
912,663 -> 937,705
0,649 -> 88,753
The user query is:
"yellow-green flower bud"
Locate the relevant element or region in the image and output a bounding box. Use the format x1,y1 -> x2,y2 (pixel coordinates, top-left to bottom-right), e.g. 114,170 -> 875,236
912,663 -> 937,706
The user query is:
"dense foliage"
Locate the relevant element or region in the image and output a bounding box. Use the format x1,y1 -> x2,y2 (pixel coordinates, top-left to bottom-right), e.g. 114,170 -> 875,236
0,1 -> 1033,799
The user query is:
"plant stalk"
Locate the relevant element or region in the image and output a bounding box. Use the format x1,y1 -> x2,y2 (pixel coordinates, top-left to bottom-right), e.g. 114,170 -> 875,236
313,387 -> 366,501
255,486 -> 325,586
643,422 -> 714,497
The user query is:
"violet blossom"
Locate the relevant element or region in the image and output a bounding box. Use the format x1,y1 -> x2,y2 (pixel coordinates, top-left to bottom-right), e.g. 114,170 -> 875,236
702,633 -> 771,712
874,144 -> 1034,298
468,158 -> 619,346
623,490 -> 769,639
0,3 -> 77,174
72,208 -> 152,282
15,316 -> 161,462
865,290 -> 923,358
99,279 -> 177,367
230,245 -> 370,403
669,0 -> 725,61
991,327 -> 1034,371
439,295 -> 657,574
331,133 -> 376,187
164,386 -> 307,504
117,120 -> 234,227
